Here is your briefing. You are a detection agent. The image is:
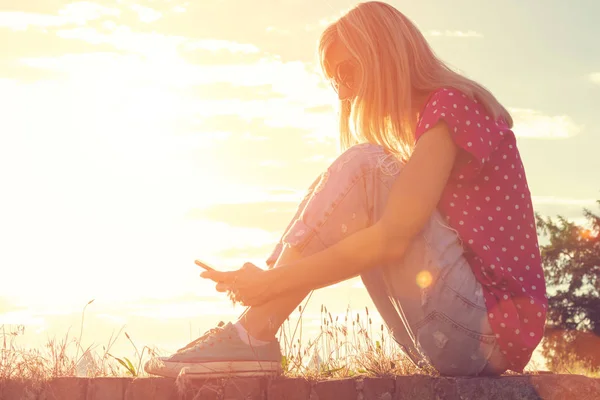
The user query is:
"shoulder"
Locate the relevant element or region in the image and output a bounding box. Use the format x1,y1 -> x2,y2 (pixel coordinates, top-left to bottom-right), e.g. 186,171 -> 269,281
424,88 -> 479,112
418,88 -> 484,136
416,87 -> 511,180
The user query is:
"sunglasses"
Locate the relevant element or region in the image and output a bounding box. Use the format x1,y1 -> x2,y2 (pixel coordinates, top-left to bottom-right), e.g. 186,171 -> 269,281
330,59 -> 357,94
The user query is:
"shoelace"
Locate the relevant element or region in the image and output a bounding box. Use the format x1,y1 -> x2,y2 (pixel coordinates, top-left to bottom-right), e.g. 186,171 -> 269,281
176,321 -> 225,353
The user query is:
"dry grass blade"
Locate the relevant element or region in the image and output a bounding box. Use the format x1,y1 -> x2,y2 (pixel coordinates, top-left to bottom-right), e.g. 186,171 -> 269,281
3,303 -> 597,380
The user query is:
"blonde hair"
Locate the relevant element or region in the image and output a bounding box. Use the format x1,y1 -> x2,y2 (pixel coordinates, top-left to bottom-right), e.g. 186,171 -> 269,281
318,1 -> 513,159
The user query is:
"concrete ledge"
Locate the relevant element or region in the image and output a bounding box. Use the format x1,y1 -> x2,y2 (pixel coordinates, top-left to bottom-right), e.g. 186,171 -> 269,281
1,375 -> 599,400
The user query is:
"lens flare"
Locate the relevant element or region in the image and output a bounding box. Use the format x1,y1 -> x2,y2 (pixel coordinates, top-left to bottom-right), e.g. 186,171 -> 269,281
416,270 -> 433,289
580,229 -> 597,239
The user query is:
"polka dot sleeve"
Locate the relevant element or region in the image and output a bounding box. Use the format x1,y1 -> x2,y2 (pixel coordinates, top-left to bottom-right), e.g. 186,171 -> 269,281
415,88 -> 507,181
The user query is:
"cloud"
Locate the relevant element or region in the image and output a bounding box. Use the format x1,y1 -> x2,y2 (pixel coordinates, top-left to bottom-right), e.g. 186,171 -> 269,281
304,155 -> 326,162
56,22 -> 262,59
95,313 -> 128,325
427,30 -> 483,38
130,301 -> 239,319
259,160 -> 288,168
0,12 -> 61,30
17,49 -> 336,138
0,27 -> 124,69
0,2 -> 120,31
532,197 -> 598,222
0,75 -> 333,212
532,196 -> 598,207
214,243 -> 280,260
190,221 -> 281,252
510,108 -> 583,139
186,82 -> 285,101
52,25 -> 325,90
61,1 -> 120,21
186,185 -> 306,207
0,296 -> 22,313
266,26 -> 291,35
304,7 -> 351,32
129,4 -> 162,23
183,39 -> 260,54
186,201 -> 300,232
56,26 -> 184,58
0,75 -> 233,229
589,72 -> 600,85
190,116 -> 337,170
0,310 -> 45,326
305,104 -> 336,114
23,15 -> 335,111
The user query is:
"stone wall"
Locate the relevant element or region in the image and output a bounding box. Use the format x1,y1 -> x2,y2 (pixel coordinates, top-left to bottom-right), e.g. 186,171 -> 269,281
1,375 -> 599,400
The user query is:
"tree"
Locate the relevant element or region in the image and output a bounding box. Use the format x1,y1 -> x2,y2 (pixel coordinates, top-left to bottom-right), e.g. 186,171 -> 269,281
536,200 -> 600,372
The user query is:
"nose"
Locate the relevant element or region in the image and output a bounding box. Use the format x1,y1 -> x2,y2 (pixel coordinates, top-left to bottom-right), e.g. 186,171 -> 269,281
338,85 -> 353,101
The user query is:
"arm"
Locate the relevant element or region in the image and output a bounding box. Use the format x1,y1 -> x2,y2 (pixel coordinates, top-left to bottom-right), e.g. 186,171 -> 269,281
268,122 -> 459,295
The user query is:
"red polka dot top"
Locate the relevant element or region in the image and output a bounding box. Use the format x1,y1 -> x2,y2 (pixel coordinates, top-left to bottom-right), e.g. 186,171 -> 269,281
415,88 -> 548,372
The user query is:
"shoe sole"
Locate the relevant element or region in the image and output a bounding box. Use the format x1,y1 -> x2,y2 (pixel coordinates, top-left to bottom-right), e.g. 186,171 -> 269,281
145,359 -> 280,379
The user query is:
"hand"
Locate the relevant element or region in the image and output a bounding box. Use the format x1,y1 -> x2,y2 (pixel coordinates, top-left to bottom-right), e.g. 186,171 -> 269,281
200,262 -> 276,307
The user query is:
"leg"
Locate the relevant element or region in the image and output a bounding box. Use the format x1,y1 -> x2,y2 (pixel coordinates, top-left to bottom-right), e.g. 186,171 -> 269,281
413,254 -> 510,376
238,244 -> 307,341
231,143 -> 509,376
145,144 -> 397,378
238,144 -> 406,341
146,144 -> 436,377
240,143 -> 507,375
237,145 -> 432,366
234,175 -> 325,341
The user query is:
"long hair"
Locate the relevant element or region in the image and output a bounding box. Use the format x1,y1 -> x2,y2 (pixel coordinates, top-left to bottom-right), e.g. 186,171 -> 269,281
318,1 -> 513,159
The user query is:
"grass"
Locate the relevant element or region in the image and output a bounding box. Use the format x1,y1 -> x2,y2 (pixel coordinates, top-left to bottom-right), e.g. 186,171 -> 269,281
0,298 -> 595,382
0,297 -> 425,382
543,357 -> 600,378
0,300 -> 154,382
277,298 -> 428,378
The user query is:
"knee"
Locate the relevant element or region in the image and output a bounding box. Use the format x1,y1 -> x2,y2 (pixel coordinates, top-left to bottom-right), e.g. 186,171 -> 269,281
345,143 -> 385,158
330,143 -> 403,176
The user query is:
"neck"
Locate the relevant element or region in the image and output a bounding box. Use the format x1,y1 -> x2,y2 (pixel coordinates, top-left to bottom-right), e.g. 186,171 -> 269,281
412,91 -> 431,112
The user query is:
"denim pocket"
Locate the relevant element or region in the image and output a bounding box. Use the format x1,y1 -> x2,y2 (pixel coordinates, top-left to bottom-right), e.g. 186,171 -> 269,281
415,282 -> 497,376
416,310 -> 496,376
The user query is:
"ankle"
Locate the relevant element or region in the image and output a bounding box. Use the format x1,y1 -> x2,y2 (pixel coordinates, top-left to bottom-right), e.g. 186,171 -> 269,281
236,320 -> 277,342
252,331 -> 277,342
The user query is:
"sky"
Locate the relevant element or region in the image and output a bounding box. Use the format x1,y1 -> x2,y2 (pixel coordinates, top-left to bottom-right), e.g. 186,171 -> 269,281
0,0 -> 598,369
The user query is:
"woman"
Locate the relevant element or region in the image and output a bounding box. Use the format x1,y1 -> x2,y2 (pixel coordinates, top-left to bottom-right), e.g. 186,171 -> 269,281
145,1 -> 547,378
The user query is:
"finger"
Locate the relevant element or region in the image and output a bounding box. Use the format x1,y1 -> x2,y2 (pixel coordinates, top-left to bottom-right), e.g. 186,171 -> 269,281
200,271 -> 218,281
215,282 -> 230,292
200,270 -> 236,283
242,262 -> 263,272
